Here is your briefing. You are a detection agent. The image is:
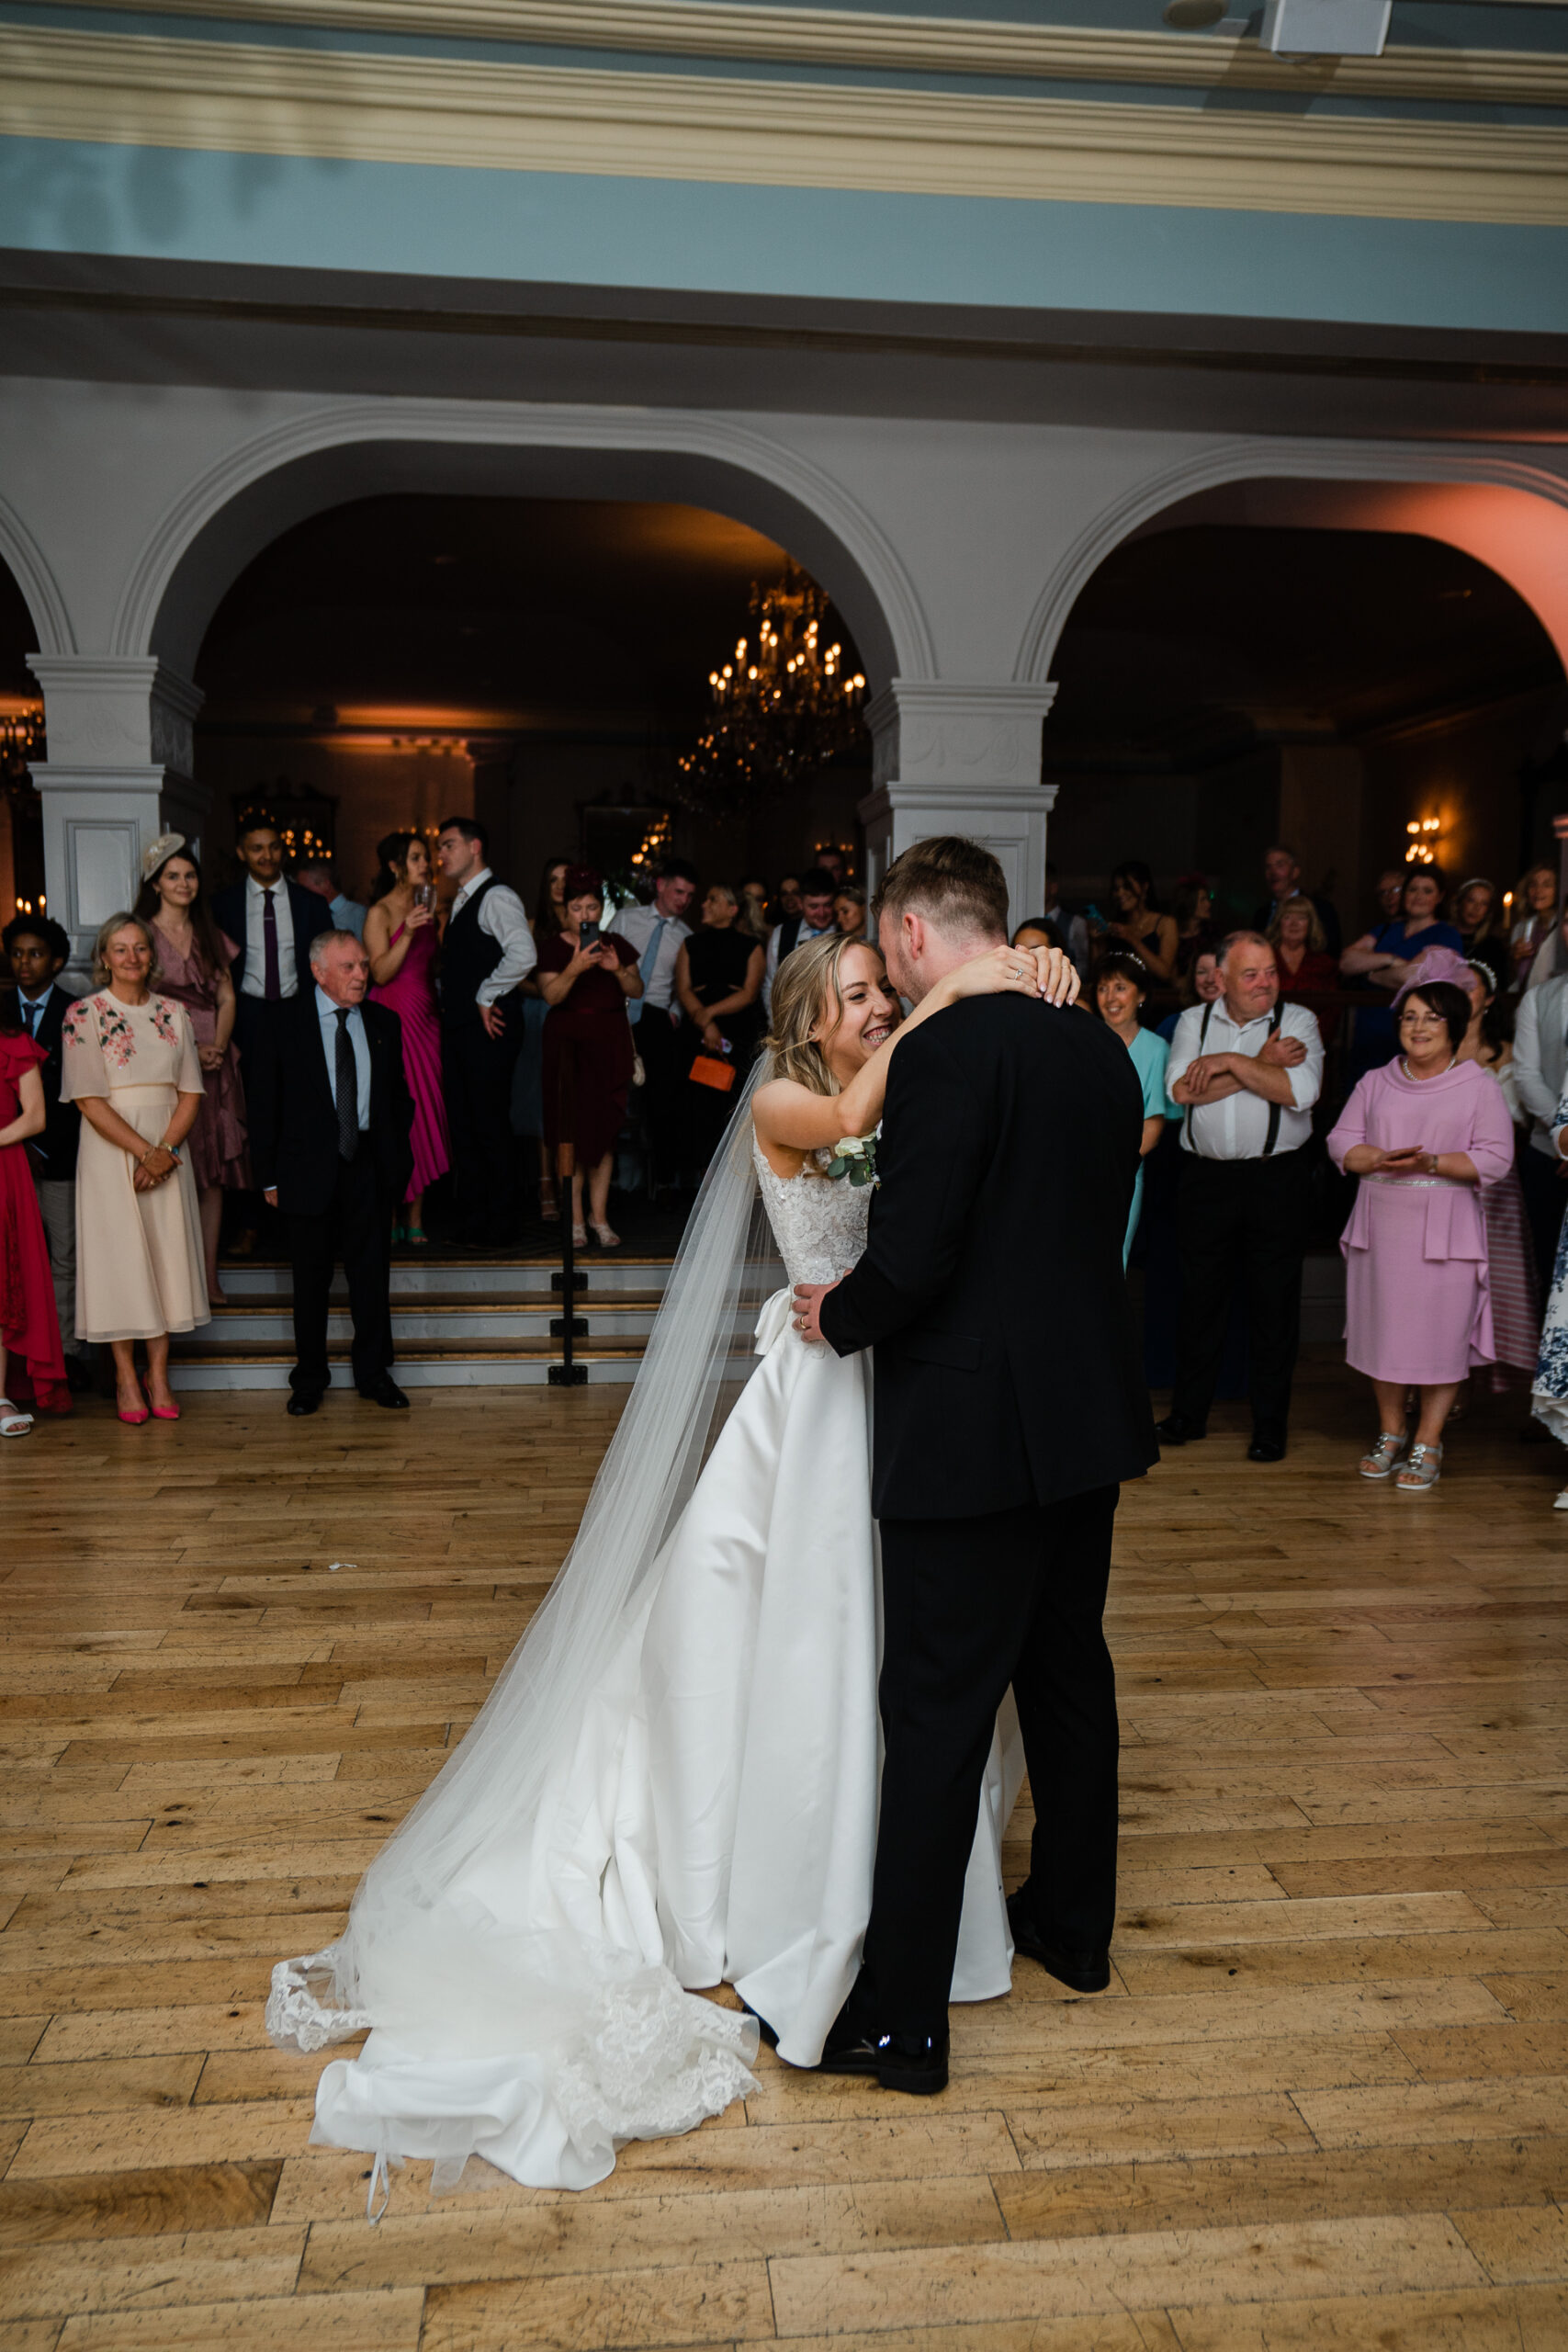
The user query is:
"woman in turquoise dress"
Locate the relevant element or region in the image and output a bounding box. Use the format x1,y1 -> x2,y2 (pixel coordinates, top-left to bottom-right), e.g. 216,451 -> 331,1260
1093,950 -> 1169,1266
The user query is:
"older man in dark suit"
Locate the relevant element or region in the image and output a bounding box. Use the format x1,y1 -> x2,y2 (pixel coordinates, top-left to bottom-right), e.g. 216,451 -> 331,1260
247,929 -> 414,1415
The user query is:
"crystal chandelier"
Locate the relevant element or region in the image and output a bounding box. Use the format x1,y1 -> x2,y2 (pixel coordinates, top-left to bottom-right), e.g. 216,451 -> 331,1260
674,565 -> 866,818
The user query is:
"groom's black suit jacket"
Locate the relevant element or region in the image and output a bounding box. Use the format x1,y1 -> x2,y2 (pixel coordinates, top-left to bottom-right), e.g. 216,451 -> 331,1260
819,994 -> 1157,1518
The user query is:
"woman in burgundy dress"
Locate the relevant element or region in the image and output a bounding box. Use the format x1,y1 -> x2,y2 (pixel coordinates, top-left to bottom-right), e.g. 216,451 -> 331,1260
366,831 -> 450,1245
135,837 -> 249,1306
536,869 -> 643,1248
0,1007 -> 67,1430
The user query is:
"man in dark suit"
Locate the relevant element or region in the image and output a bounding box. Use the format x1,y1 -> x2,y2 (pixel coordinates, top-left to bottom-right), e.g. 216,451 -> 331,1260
795,837 -> 1157,2094
1251,843 -> 1341,960
4,913 -> 86,1381
212,815 -> 336,1252
247,929 -> 414,1415
210,814 -> 335,1051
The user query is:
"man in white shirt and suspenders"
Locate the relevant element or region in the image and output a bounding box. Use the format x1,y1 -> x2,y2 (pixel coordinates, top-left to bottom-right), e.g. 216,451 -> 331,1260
1161,932 -> 1324,1464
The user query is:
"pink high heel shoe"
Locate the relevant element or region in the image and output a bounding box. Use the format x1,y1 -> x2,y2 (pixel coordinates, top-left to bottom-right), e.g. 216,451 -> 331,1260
141,1382 -> 180,1422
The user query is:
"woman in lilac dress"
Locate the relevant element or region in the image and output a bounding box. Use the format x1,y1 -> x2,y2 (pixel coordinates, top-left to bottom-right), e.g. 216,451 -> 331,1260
134,837 -> 248,1306
366,831 -> 450,1245
1328,978 -> 1515,1492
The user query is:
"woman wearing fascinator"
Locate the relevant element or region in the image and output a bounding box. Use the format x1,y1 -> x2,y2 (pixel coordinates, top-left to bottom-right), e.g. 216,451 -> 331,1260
1328,953 -> 1515,1490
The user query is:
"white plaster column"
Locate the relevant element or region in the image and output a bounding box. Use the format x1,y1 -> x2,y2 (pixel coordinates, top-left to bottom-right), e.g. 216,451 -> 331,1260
858,681 -> 1059,932
25,658 -> 207,969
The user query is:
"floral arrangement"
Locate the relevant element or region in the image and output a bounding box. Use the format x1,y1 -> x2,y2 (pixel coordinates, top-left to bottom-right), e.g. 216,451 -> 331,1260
827,1134 -> 877,1187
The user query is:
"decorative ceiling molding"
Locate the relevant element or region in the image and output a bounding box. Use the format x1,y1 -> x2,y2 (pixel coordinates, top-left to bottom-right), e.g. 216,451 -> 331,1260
43,0 -> 1568,112
5,26 -> 1564,225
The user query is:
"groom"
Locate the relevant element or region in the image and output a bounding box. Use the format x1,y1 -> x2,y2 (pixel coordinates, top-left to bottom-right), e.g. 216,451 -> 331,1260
794,836 -> 1157,2093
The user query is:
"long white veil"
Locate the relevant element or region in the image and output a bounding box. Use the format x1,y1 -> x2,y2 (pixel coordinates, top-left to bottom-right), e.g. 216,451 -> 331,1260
341,1062 -> 774,1966
267,1066 -> 778,2188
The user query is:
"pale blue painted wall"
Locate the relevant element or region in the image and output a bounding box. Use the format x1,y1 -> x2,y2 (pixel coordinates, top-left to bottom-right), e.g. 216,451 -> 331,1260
2,136 -> 1564,333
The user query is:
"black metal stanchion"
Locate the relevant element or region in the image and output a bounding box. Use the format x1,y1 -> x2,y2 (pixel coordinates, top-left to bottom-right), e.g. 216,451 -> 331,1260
548,1039 -> 588,1386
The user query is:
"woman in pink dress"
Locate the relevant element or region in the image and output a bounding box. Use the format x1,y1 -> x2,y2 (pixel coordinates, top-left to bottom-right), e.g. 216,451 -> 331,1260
1328,978 -> 1515,1493
135,837 -> 249,1306
366,831 -> 450,1245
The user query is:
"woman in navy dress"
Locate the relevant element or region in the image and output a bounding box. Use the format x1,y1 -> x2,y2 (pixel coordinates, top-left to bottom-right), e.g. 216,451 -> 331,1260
1340,867 -> 1464,1076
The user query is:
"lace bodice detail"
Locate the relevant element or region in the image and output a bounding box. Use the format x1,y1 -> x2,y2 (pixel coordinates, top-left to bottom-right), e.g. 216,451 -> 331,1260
751,1135 -> 871,1288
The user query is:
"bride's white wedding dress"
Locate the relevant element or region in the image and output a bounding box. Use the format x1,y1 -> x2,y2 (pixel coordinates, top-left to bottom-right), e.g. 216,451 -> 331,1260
268,1116 -> 1020,2197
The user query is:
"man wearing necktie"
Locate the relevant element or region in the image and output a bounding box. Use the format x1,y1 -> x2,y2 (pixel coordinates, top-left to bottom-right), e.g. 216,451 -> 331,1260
248,930 -> 413,1416
609,859 -> 696,1194
211,817 -> 335,1249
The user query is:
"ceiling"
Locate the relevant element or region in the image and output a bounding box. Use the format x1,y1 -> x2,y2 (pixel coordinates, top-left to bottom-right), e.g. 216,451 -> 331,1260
1046,522 -> 1566,775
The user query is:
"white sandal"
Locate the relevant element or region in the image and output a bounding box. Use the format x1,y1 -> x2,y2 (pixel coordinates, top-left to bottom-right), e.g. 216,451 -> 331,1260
0,1398 -> 34,1438
591,1223 -> 621,1250
1395,1442 -> 1442,1493
1359,1431 -> 1407,1480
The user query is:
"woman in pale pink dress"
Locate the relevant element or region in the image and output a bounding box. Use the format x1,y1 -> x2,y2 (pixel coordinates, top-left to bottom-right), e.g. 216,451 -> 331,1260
366,831 -> 449,1245
134,838 -> 249,1306
1328,978 -> 1515,1493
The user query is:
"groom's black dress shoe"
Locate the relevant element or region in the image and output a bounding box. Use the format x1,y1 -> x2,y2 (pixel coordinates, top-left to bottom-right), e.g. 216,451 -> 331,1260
1007,1893 -> 1111,1994
1154,1413 -> 1206,1447
818,2012 -> 949,2096
1247,1430 -> 1287,1463
358,1376 -> 410,1409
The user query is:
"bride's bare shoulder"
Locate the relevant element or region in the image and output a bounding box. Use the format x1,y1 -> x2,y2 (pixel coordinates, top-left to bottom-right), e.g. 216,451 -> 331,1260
751,1080 -> 817,1178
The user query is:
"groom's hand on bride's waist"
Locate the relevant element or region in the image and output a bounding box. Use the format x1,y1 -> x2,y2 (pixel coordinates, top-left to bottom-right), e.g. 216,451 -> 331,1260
793,1278 -> 843,1345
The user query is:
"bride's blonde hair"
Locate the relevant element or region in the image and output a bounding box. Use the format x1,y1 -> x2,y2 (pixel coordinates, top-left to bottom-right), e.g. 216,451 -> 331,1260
764,931 -> 883,1097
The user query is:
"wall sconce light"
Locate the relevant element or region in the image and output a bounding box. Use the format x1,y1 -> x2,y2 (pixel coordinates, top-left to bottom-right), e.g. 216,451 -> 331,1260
1404,817 -> 1441,866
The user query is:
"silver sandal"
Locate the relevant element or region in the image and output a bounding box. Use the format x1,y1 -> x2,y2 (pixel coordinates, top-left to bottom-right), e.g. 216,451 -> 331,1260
1395,1442 -> 1442,1493
1359,1431 -> 1407,1480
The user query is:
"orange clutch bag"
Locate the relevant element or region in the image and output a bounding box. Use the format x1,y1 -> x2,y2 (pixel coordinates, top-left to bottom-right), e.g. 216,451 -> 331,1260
689,1053 -> 738,1093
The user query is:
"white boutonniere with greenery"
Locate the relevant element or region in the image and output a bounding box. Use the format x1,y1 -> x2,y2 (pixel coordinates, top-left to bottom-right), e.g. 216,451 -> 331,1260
827,1134 -> 878,1188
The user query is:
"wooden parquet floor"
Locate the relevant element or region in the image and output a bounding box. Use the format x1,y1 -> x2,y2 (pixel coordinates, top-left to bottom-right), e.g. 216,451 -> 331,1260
0,1347 -> 1564,2350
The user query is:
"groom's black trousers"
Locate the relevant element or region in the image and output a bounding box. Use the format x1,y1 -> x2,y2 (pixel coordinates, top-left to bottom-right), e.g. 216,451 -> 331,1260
857,1486 -> 1121,2039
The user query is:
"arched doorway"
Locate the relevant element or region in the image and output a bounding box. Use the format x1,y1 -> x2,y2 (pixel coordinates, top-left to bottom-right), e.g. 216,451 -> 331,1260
191,491 -> 871,905
0,554 -> 47,926
1043,515 -> 1566,939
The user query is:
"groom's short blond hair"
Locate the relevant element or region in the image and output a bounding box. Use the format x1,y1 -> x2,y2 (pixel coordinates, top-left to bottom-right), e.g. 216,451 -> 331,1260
873,836 -> 1009,943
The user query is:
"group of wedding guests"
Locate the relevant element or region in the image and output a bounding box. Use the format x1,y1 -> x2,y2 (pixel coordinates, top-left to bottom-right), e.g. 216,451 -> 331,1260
0,826 -> 873,1431
516,848 -> 870,1240
1043,845 -> 1568,1504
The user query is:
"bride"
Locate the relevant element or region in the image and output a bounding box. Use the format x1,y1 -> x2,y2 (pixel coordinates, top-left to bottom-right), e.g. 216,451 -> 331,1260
268,924 -> 1069,2201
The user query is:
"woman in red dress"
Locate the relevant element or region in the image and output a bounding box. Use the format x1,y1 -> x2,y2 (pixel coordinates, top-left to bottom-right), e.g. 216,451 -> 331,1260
536,869 -> 643,1248
0,1006 -> 68,1430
